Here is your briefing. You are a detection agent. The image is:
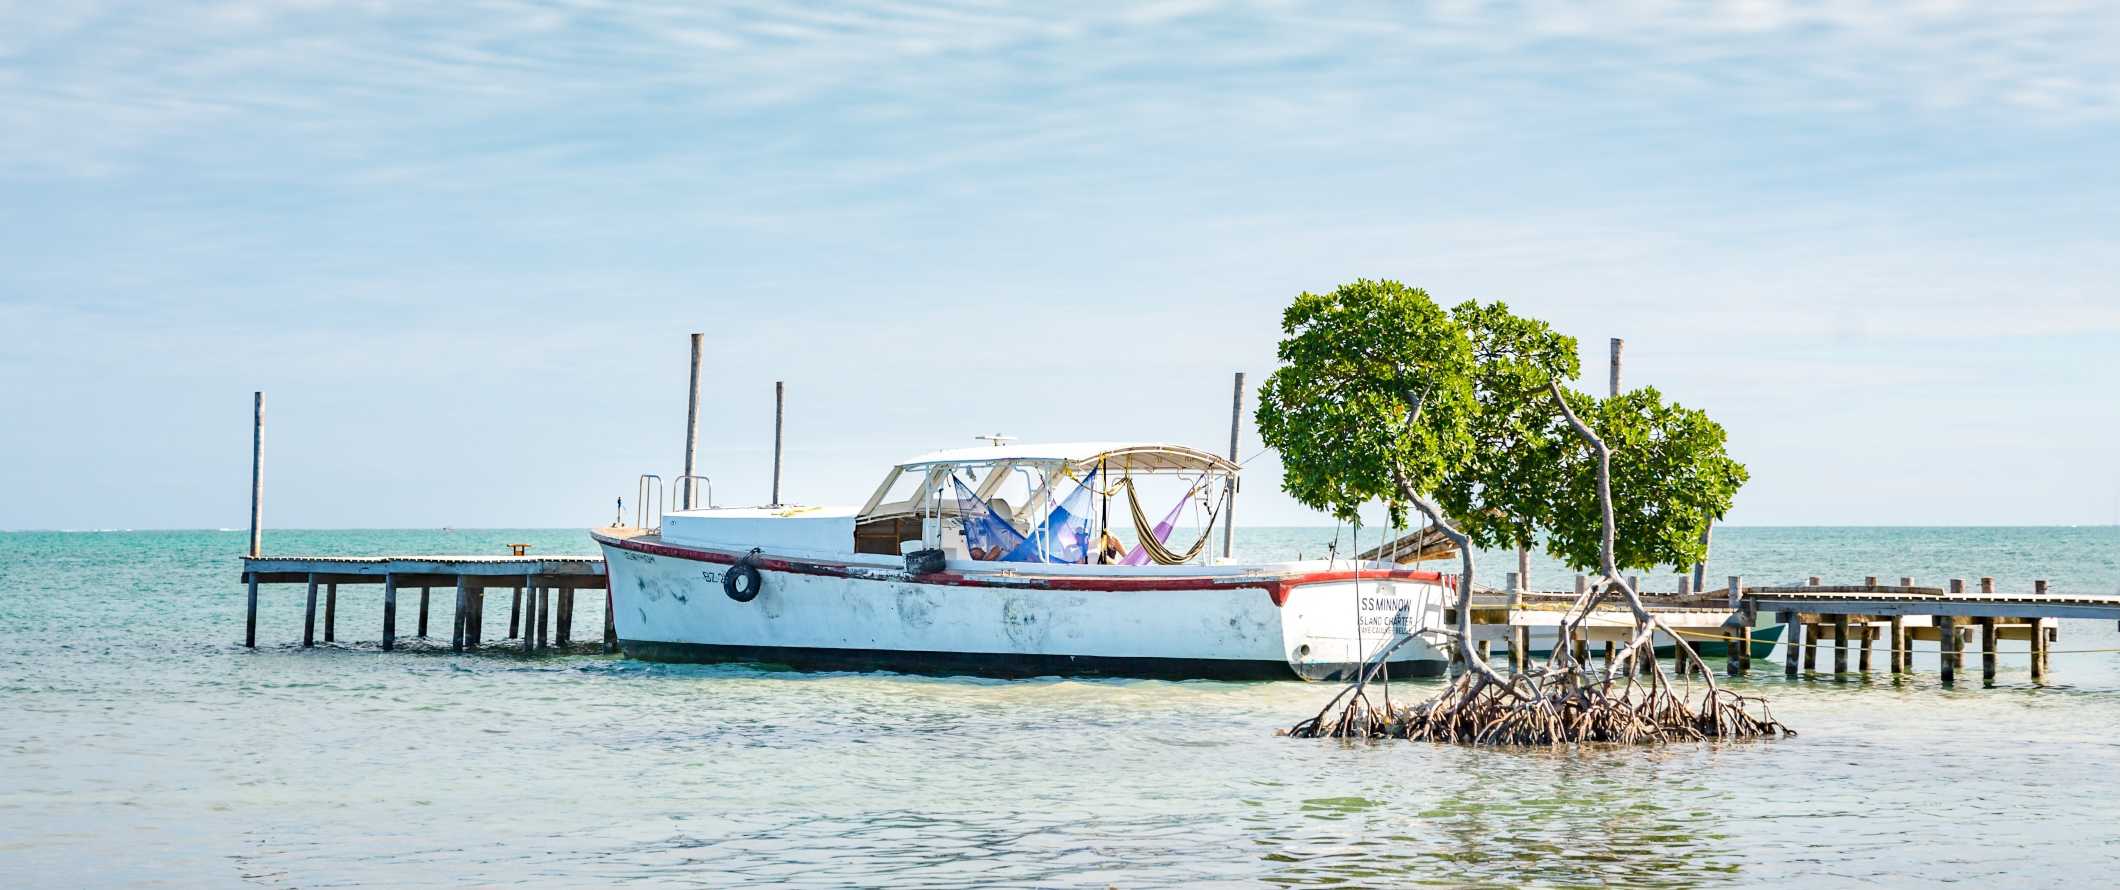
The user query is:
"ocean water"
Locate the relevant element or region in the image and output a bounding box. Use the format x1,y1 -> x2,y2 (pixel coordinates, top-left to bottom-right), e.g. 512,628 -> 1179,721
3,526 -> 2118,887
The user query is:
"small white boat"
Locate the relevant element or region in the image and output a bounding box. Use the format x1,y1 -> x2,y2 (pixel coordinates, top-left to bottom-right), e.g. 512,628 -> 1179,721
593,442 -> 1453,680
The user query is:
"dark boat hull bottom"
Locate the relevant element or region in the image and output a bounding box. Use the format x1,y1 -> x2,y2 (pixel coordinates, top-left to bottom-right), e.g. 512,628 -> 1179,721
620,640 -> 1448,682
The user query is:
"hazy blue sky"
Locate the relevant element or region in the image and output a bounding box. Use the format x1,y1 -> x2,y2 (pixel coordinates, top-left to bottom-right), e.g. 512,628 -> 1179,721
3,1 -> 2116,530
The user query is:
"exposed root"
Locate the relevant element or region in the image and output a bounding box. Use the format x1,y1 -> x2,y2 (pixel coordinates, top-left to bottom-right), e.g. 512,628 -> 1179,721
1286,669 -> 1793,745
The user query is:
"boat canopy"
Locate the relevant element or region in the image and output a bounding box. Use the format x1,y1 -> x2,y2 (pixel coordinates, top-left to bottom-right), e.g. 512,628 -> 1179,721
858,441 -> 1238,521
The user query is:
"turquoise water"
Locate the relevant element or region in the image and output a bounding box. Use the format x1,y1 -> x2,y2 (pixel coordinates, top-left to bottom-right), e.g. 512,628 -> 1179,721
4,527 -> 2118,886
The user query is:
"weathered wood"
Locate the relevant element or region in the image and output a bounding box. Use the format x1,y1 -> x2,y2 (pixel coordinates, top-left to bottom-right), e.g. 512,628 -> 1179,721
303,574 -> 318,647
248,391 -> 264,559
770,381 -> 785,507
1724,618 -> 1743,676
1889,616 -> 1906,673
1475,639 -> 1491,666
1677,575 -> 1692,597
1782,610 -> 1799,677
1938,614 -> 1957,684
537,585 -> 550,651
1601,640 -> 1615,670
1803,622 -> 1818,671
382,574 -> 398,651
1979,617 -> 1998,685
417,586 -> 430,638
1948,580 -> 1967,670
245,573 -> 258,649
2032,580 -> 2049,681
469,587 -> 484,647
1858,619 -> 1873,672
324,582 -> 337,643
604,590 -> 618,653
1832,614 -> 1849,674
1608,337 -> 1623,397
557,585 -> 574,647
509,585 -> 522,639
1222,371 -> 1244,559
1728,575 -> 1742,611
1980,576 -> 1995,595
452,580 -> 467,652
523,583 -> 536,654
1865,576 -> 1878,586
682,331 -> 704,510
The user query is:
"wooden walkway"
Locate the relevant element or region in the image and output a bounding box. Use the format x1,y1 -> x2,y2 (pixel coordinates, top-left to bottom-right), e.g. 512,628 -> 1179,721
1456,574 -> 2120,687
241,554 -> 610,654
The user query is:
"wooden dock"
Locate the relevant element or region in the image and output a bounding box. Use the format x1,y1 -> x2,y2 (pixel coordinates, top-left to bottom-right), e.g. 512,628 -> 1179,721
1457,573 -> 2120,687
241,554 -> 610,654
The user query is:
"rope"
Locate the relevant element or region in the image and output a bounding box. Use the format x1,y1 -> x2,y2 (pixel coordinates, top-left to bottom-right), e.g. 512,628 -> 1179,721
1116,477 -> 1221,565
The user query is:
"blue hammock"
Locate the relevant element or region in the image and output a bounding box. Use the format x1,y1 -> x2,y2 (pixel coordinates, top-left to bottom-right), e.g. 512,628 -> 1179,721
954,476 -> 1027,560
999,468 -> 1099,564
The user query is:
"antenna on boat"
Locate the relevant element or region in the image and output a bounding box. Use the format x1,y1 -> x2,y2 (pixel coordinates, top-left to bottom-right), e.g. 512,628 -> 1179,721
975,433 -> 1015,447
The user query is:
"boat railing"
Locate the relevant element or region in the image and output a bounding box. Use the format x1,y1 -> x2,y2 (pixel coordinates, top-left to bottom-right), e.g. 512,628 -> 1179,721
636,474 -> 664,531
675,474 -> 714,510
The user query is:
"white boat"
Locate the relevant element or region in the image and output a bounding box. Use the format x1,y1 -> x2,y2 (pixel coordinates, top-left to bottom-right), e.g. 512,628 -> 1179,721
592,442 -> 1454,680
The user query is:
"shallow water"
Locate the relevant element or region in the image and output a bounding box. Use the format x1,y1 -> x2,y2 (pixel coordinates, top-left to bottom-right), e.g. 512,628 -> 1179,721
4,527 -> 2118,886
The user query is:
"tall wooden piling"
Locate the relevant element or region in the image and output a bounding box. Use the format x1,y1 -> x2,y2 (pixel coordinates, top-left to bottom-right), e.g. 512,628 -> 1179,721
469,587 -> 484,647
1939,613 -> 1957,684
557,585 -> 574,647
682,332 -> 704,510
1889,615 -> 1906,674
382,574 -> 398,651
1832,614 -> 1849,674
248,391 -> 264,559
1608,337 -> 1624,397
1979,618 -> 1998,685
605,591 -> 617,653
509,585 -> 522,639
324,582 -> 337,643
770,381 -> 785,507
452,580 -> 468,652
1948,579 -> 1967,670
1222,371 -> 1245,560
1514,626 -> 1531,672
537,586 -> 550,650
417,586 -> 431,637
1858,618 -> 1873,673
303,574 -> 318,647
1782,610 -> 1799,677
2031,580 -> 2050,682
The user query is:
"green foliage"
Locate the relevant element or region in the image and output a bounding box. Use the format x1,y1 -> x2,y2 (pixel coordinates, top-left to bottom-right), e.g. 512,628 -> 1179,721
1253,280 -> 1475,527
1543,386 -> 1750,572
1255,280 -> 1747,574
1435,300 -> 1581,552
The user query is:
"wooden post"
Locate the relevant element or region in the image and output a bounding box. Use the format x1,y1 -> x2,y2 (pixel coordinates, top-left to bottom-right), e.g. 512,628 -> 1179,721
523,583 -> 536,655
324,582 -> 337,643
537,585 -> 550,651
382,574 -> 397,651
1979,618 -> 1998,685
1808,575 -> 1821,587
1513,626 -> 1530,671
1899,576 -> 1913,587
1724,619 -> 1743,677
302,574 -> 318,647
2031,580 -> 2049,682
1938,614 -> 1957,684
1608,337 -> 1624,397
1832,614 -> 1849,675
417,586 -> 430,638
604,590 -> 617,653
468,587 -> 484,647
1980,576 -> 1995,595
1601,640 -> 1615,670
1858,617 -> 1873,673
1575,574 -> 1589,597
1888,616 -> 1906,674
1221,371 -> 1244,560
1678,575 -> 1692,597
1626,575 -> 1640,596
1782,610 -> 1799,677
244,572 -> 259,649
682,332 -> 703,510
452,579 -> 467,652
1475,639 -> 1491,667
1727,575 -> 1742,612
509,585 -> 522,639
248,391 -> 264,559
770,381 -> 785,507
1948,579 -> 1967,670
1864,575 -> 1878,587
557,585 -> 574,647
1692,524 -> 1711,597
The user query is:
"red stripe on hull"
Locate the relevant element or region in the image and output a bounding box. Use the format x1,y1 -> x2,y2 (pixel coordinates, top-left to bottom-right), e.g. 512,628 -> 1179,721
593,531 -> 1446,607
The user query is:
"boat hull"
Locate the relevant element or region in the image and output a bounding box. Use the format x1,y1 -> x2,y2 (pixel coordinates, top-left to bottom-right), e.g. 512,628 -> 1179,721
594,530 -> 1453,681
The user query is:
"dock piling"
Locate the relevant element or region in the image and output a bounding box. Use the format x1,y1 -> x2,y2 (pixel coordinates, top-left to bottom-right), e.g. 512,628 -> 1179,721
1222,371 -> 1245,560
1939,614 -> 1957,684
2032,580 -> 2050,681
1781,610 -> 1799,676
1889,615 -> 1906,674
770,381 -> 786,508
682,332 -> 704,509
303,574 -> 318,647
1858,618 -> 1873,673
382,574 -> 397,651
324,583 -> 337,643
557,585 -> 574,647
537,586 -> 550,651
452,580 -> 467,652
1979,618 -> 1998,685
417,586 -> 430,638
605,591 -> 617,653
1832,614 -> 1850,675
509,585 -> 522,639
1948,579 -> 1968,671
245,573 -> 258,649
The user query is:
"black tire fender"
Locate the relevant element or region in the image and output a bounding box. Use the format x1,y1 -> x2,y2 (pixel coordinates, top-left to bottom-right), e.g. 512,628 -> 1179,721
723,550 -> 763,603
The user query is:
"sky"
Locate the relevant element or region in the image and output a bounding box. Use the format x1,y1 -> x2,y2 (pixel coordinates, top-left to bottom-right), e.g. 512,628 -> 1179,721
2,0 -> 2116,530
